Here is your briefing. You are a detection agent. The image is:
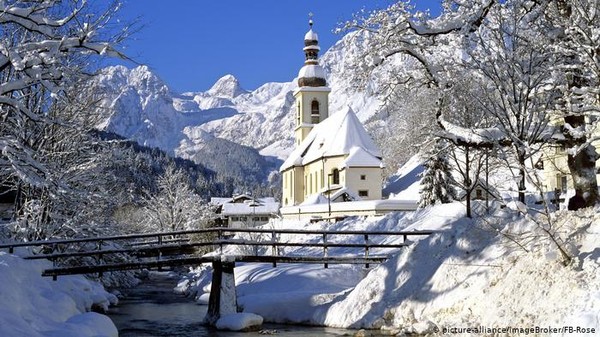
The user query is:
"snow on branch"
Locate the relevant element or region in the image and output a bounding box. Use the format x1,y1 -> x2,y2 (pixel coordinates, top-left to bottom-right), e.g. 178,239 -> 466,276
437,116 -> 510,148
0,0 -> 87,37
408,0 -> 495,36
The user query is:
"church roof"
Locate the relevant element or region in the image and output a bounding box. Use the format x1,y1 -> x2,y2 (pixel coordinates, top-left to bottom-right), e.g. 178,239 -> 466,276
341,146 -> 385,169
298,64 -> 325,79
281,106 -> 382,171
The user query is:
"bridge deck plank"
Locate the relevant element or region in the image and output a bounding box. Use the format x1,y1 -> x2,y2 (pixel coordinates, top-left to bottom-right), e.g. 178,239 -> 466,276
41,255 -> 390,277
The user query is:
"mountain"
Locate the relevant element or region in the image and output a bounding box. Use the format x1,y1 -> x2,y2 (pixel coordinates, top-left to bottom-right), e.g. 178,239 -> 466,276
206,74 -> 247,98
93,31 -> 414,188
93,66 -> 280,191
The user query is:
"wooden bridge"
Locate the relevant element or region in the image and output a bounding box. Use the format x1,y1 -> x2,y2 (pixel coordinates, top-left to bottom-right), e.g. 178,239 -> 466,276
0,227 -> 434,325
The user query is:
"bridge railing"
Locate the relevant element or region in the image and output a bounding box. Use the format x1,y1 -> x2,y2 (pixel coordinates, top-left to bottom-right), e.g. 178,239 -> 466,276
211,227 -> 435,268
0,227 -> 436,276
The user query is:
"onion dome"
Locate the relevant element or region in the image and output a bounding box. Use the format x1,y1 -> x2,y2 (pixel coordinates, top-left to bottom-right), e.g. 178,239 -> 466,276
298,18 -> 327,87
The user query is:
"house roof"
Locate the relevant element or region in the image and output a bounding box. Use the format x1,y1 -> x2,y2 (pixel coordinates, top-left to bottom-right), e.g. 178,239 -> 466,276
221,199 -> 280,216
211,195 -> 279,216
281,106 -> 382,171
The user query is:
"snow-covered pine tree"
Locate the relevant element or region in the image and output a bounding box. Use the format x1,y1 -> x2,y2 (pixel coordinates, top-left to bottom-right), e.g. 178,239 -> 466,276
419,139 -> 456,208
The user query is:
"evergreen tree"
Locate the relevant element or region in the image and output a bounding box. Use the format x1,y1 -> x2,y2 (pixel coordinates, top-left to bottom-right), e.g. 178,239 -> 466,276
419,140 -> 456,208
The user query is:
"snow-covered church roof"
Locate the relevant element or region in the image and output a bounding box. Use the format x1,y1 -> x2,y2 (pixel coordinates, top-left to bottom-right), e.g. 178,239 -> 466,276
280,106 -> 382,171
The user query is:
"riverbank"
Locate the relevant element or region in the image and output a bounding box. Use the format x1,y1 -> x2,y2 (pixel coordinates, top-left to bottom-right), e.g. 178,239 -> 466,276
0,252 -> 118,337
109,271 -> 359,336
178,203 -> 600,334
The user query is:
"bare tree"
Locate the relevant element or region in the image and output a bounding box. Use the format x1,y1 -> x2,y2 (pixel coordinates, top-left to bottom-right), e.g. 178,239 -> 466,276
345,0 -> 600,264
0,0 -> 131,240
346,0 -> 599,209
142,165 -> 208,233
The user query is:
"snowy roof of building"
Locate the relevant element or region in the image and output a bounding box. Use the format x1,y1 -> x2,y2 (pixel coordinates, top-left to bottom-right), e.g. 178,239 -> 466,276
341,146 -> 385,169
210,197 -> 231,206
304,28 -> 318,41
210,195 -> 277,207
299,186 -> 362,206
298,64 -> 326,80
281,106 -> 382,171
221,199 -> 280,216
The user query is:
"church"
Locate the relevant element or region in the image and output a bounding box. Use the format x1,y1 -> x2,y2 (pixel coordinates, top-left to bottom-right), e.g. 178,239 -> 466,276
280,19 -> 399,219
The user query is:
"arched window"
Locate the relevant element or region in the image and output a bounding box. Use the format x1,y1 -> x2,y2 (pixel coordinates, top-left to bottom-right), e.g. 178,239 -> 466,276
332,169 -> 339,185
311,100 -> 320,124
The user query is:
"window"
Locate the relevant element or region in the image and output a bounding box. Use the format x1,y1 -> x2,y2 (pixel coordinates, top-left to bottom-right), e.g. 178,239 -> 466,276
332,169 -> 339,184
253,217 -> 260,222
360,174 -> 366,180
297,102 -> 301,124
476,189 -> 483,199
311,100 -> 320,124
560,176 -> 568,193
304,175 -> 307,194
359,190 -> 369,197
260,217 -> 269,222
240,216 -> 247,221
320,169 -> 324,188
231,216 -> 239,221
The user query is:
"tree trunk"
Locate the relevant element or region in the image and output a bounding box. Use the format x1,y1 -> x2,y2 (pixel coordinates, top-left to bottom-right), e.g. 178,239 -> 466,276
567,145 -> 599,208
518,165 -> 526,204
517,147 -> 526,204
564,96 -> 599,208
465,147 -> 471,218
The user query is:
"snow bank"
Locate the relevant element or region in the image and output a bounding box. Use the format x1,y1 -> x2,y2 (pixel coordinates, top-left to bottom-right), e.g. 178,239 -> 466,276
318,206 -> 600,333
235,263 -> 362,323
384,154 -> 424,199
0,252 -> 118,337
215,312 -> 263,331
180,203 -> 599,333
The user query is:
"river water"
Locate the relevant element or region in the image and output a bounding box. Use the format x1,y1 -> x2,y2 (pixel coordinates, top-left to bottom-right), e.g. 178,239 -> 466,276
107,272 -> 357,337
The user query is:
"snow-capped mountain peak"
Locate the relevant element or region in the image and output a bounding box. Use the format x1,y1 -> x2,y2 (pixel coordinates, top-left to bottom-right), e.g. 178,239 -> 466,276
207,74 -> 247,98
92,29 -> 405,185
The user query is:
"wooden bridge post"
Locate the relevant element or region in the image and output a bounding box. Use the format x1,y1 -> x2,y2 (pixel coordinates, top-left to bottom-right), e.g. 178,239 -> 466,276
157,235 -> 163,271
323,233 -> 328,269
364,234 -> 370,269
205,256 -> 237,326
97,240 -> 104,278
271,230 -> 277,268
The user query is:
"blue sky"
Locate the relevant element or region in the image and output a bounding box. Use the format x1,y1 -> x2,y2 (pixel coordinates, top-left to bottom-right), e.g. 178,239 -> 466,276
115,1 -> 442,93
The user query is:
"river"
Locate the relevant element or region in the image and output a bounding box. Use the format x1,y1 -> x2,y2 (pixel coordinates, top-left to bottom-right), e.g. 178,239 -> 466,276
107,271 -> 358,337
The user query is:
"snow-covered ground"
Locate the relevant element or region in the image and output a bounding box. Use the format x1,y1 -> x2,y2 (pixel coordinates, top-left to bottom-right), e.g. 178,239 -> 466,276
0,252 -> 119,337
1,202 -> 598,335
178,202 -> 600,333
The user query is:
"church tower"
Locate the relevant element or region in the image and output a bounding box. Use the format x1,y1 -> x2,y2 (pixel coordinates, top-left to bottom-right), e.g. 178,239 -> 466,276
294,17 -> 331,146
281,16 -> 384,210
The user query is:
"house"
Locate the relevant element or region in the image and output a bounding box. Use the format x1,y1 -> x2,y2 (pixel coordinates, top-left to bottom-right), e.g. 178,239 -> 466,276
457,178 -> 500,201
540,119 -> 600,195
210,194 -> 280,228
280,19 -> 384,210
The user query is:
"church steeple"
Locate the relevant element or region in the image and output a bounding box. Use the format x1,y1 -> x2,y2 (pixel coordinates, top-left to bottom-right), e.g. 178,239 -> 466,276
293,15 -> 331,146
298,15 -> 327,87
